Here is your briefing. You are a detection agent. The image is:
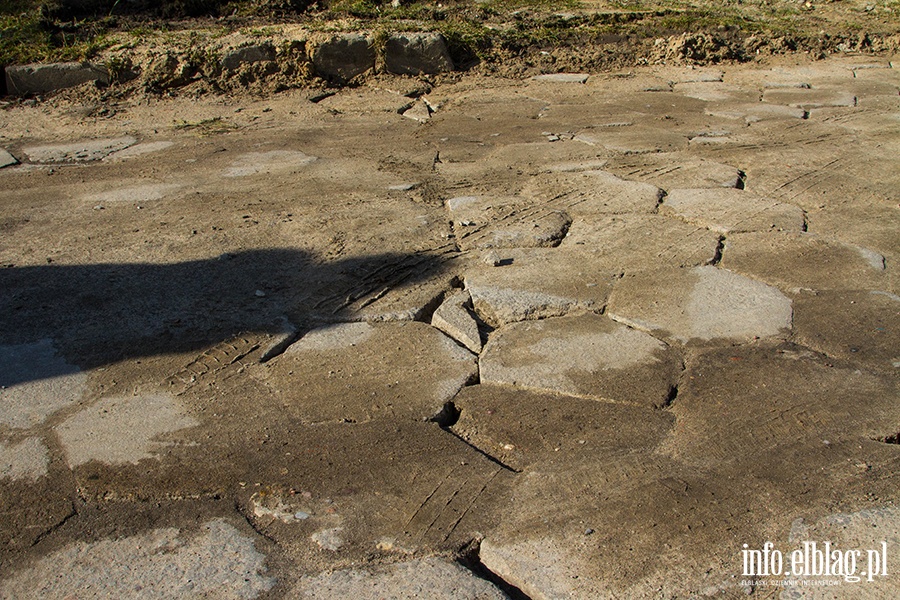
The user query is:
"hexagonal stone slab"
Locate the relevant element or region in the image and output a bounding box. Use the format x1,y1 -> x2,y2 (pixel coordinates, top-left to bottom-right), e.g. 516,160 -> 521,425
263,322 -> 477,423
608,266 -> 793,343
464,248 -> 617,327
521,169 -> 663,215
661,188 -> 805,233
793,290 -> 900,373
0,519 -> 275,599
480,313 -> 682,407
722,232 -> 891,292
447,195 -> 571,250
292,557 -> 508,599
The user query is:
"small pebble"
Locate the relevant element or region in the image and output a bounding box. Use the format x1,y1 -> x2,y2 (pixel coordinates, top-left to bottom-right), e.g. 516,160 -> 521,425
584,528 -> 594,535
255,290 -> 266,297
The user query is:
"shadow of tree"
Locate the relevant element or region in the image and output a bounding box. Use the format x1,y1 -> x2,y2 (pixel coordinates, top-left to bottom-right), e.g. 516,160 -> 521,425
0,247 -> 451,385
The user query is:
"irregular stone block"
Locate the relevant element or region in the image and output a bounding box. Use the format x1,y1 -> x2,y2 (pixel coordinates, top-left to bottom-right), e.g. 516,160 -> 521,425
4,62 -> 108,96
295,557 -> 508,599
311,34 -> 375,81
521,169 -> 663,215
22,136 -> 136,163
706,102 -> 808,122
0,148 -> 17,168
221,44 -> 276,71
447,195 -> 571,250
608,265 -> 793,343
604,154 -> 743,189
762,88 -> 857,108
431,290 -> 481,354
480,312 -> 682,407
385,33 -> 453,75
661,188 -> 805,233
530,73 -> 589,83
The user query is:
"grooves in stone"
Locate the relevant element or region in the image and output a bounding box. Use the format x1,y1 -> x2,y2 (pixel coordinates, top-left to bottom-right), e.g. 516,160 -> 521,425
457,539 -> 534,600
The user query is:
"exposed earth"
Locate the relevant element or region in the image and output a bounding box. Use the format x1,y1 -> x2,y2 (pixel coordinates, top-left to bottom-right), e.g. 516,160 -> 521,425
0,51 -> 899,598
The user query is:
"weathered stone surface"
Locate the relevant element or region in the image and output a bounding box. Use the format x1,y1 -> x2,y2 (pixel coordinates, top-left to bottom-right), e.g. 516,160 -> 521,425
291,556 -> 509,599
0,437 -> 49,481
22,136 -> 136,163
311,34 -> 375,81
559,214 -> 721,269
480,312 -> 682,407
604,154 -> 743,189
102,140 -> 174,162
431,290 -> 482,354
0,519 -> 275,599
674,81 -> 750,102
706,102 -> 808,122
661,188 -> 805,233
263,322 -> 477,423
0,148 -> 18,168
722,232 -> 891,292
574,126 -> 688,154
0,340 -> 87,429
608,266 -> 793,343
762,87 -> 857,108
384,33 -> 454,75
56,394 -> 199,467
88,182 -> 182,204
521,169 -> 663,215
5,62 -> 108,96
223,150 -> 317,177
221,44 -> 276,71
400,100 -> 432,122
530,73 -> 589,83
792,289 -> 900,373
464,248 -> 616,326
447,195 -> 571,250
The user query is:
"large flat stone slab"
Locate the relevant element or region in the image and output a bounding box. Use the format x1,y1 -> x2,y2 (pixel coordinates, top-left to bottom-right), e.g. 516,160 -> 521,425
521,169 -> 663,215
291,556 -> 508,599
574,126 -> 688,154
480,312 -> 682,407
0,149 -> 18,168
792,289 -> 900,373
559,214 -> 721,269
464,248 -> 617,327
0,437 -> 49,481
5,62 -> 108,95
661,188 -> 805,233
762,87 -> 858,108
603,154 -> 744,189
447,195 -> 571,250
22,136 -> 137,163
0,519 -> 275,599
722,232 -> 892,292
706,102 -> 808,122
608,265 -> 793,343
262,322 -> 477,423
223,150 -> 317,177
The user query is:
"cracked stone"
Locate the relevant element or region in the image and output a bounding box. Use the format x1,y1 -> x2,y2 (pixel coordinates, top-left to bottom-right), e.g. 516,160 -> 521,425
22,136 -> 137,163
223,150 -> 317,177
0,339 -> 87,429
480,312 -> 682,407
431,290 -> 482,354
722,232 -> 891,292
0,437 -> 49,481
608,266 -> 793,343
55,394 -> 199,467
447,195 -> 571,250
0,519 -> 275,599
661,188 -> 806,233
464,248 -> 616,327
603,154 -> 744,188
265,321 -> 477,423
292,556 -> 508,599
521,170 -> 663,215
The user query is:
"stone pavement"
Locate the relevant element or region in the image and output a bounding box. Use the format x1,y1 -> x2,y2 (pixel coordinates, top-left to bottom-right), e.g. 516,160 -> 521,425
0,55 -> 898,598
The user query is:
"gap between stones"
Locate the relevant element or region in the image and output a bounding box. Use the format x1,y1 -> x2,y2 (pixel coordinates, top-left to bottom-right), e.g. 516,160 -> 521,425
457,539 -> 534,600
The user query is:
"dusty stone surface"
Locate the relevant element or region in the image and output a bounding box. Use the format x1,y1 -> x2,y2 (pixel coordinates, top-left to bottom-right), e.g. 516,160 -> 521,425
447,195 -> 571,250
291,556 -> 509,599
384,33 -> 453,75
311,34 -> 375,81
5,62 -> 108,96
221,44 -> 275,71
21,136 -> 136,163
480,312 -> 682,407
0,519 -> 276,599
0,149 -> 17,168
431,289 -> 482,354
530,73 -> 589,83
661,187 -> 806,233
1,55 -> 898,599
608,265 -> 794,343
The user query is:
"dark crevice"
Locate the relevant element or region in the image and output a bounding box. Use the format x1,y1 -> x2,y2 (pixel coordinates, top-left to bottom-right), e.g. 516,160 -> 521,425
309,91 -> 336,103
29,502 -> 77,548
875,433 -> 900,445
661,383 -> 679,409
708,235 -> 725,266
457,539 -> 534,600
431,401 -> 461,427
654,189 -> 667,214
735,170 -> 746,189
801,210 -> 809,232
434,418 -> 520,473
234,500 -> 277,543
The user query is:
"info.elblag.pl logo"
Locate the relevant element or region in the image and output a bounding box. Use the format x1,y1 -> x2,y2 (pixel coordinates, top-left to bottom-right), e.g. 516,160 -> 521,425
741,541 -> 889,585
